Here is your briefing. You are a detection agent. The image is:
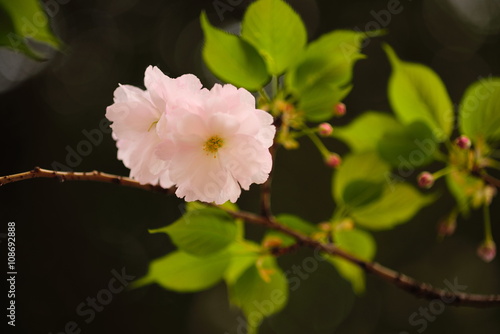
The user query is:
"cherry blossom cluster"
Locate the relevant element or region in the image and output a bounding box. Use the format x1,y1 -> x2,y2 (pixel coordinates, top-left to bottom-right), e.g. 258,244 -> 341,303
106,66 -> 275,204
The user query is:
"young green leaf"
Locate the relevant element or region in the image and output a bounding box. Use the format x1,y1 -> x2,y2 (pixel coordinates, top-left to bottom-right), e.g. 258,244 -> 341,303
150,207 -> 237,256
350,183 -> 435,230
131,250 -> 231,292
383,44 -> 453,141
229,256 -> 288,333
200,12 -> 269,90
327,228 -> 376,294
333,152 -> 391,204
342,180 -> 385,209
0,0 -> 61,59
376,120 -> 437,167
223,241 -> 261,285
459,77 -> 500,144
286,30 -> 373,122
241,0 -> 307,75
333,111 -> 401,152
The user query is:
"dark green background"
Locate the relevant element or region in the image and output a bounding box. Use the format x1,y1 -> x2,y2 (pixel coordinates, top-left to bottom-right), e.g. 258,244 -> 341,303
1,0 -> 500,333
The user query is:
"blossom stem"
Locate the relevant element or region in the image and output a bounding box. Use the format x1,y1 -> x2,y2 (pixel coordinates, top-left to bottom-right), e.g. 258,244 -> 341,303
2,167 -> 500,307
483,203 -> 493,242
306,131 -> 330,158
260,143 -> 276,218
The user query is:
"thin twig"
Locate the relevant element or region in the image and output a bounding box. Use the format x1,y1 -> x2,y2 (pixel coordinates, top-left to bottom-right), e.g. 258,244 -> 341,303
260,143 -> 277,218
0,167 -> 175,194
2,167 -> 500,307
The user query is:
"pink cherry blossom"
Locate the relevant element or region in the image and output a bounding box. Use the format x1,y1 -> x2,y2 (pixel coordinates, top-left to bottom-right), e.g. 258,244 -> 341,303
156,84 -> 276,204
106,66 -> 205,188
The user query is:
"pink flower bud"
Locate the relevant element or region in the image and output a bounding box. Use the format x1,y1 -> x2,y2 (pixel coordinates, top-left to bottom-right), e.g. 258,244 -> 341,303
437,211 -> 457,237
334,103 -> 346,117
455,135 -> 471,149
325,153 -> 342,168
318,123 -> 333,136
417,172 -> 434,189
477,240 -> 496,263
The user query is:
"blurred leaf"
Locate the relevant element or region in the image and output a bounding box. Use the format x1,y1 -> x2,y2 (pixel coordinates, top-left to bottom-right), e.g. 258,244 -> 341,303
298,84 -> 352,122
350,183 -> 435,230
333,111 -> 401,152
333,152 -> 391,204
383,44 -> 453,141
229,256 -> 288,334
265,214 -> 318,247
342,180 -> 385,209
327,228 -> 376,294
286,30 -> 376,122
0,0 -> 60,59
224,241 -> 261,285
200,12 -> 269,90
445,169 -> 484,216
241,0 -> 306,75
132,250 -> 230,292
150,207 -> 237,256
377,120 -> 437,167
459,77 -> 500,144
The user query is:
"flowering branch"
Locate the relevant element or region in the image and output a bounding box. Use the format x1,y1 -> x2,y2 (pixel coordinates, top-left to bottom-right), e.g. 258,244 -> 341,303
2,167 -> 500,307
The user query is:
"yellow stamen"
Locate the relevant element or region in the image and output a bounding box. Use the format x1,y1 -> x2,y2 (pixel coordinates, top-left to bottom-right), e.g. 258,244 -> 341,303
203,135 -> 224,157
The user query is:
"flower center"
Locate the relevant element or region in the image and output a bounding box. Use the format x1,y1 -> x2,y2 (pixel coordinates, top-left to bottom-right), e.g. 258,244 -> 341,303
203,135 -> 224,157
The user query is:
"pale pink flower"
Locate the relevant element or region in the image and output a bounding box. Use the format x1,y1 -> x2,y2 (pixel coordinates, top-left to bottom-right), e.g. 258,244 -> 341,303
106,66 -> 205,188
156,84 -> 276,204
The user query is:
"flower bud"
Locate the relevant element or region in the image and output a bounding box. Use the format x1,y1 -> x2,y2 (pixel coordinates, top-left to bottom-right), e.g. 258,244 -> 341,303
454,135 -> 471,149
334,103 -> 346,117
325,153 -> 342,168
417,172 -> 434,189
437,211 -> 457,237
477,240 -> 496,263
318,123 -> 333,137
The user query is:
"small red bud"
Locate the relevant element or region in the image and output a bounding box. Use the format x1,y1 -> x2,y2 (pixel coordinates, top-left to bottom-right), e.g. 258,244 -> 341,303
334,103 -> 346,117
325,153 -> 342,168
437,211 -> 457,237
318,123 -> 333,136
455,135 -> 471,149
417,172 -> 434,189
477,240 -> 496,263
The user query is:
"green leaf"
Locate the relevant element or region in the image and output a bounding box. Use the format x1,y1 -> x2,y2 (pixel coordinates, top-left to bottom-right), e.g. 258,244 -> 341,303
445,169 -> 484,216
150,208 -> 237,256
327,228 -> 376,294
333,111 -> 401,152
132,250 -> 230,292
223,241 -> 261,285
350,183 -> 435,230
264,214 -> 318,247
459,77 -> 500,144
0,0 -> 61,59
377,120 -> 437,167
333,152 -> 391,204
342,180 -> 385,209
286,30 -> 375,122
200,12 -> 269,90
298,84 -> 352,122
383,44 -> 453,141
241,0 -> 306,75
229,256 -> 288,333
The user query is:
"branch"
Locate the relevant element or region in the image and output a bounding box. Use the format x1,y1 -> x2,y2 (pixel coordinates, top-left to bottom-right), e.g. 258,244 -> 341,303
218,207 -> 500,308
2,167 -> 500,307
481,172 -> 500,188
0,167 -> 175,194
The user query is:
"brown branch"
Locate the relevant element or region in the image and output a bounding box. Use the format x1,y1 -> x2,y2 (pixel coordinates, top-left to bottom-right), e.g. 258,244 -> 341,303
218,207 -> 500,308
2,167 -> 500,307
0,167 -> 175,194
480,172 -> 500,188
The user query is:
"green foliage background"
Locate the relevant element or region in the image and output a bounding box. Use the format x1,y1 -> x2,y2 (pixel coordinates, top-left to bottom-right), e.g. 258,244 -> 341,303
0,0 -> 500,333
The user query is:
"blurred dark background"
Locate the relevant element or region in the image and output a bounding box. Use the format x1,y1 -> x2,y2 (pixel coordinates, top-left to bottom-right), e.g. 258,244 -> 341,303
1,0 -> 500,333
